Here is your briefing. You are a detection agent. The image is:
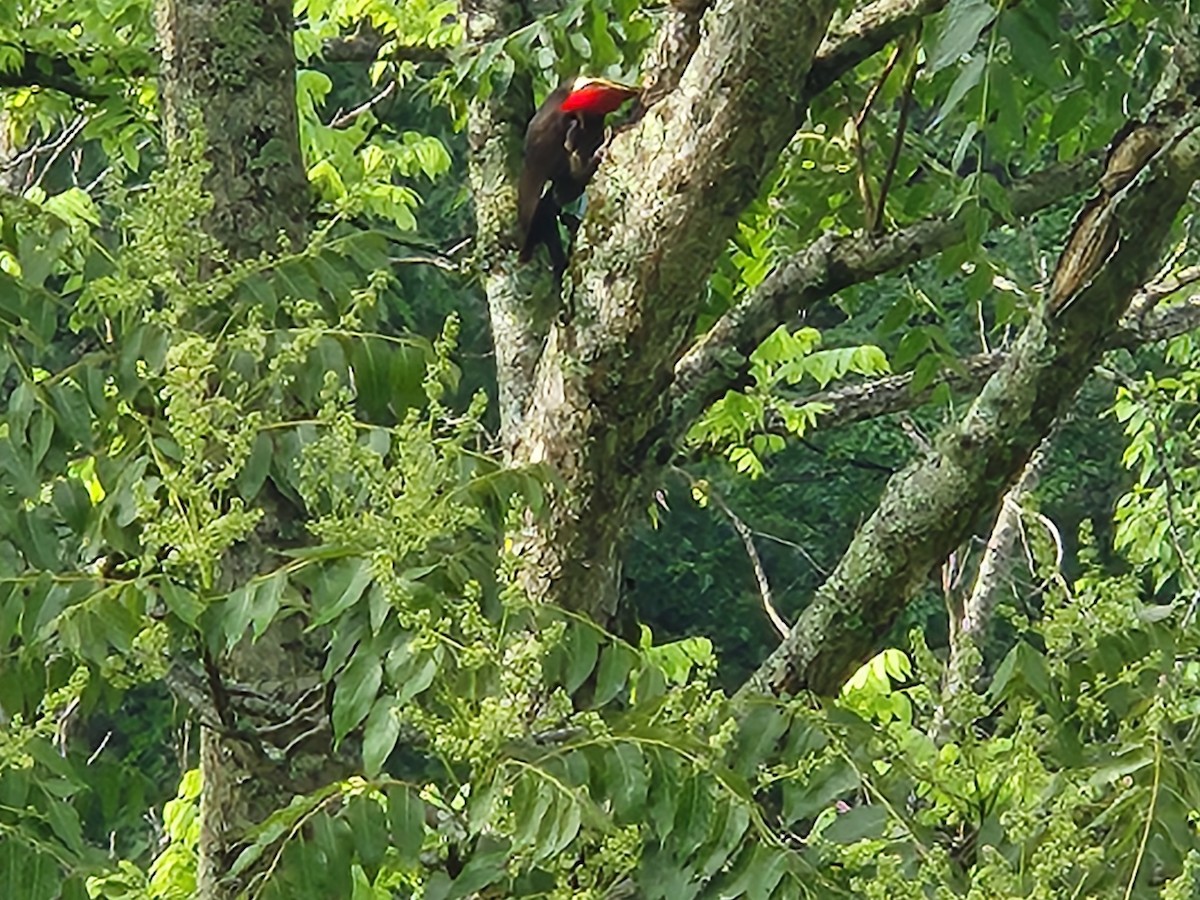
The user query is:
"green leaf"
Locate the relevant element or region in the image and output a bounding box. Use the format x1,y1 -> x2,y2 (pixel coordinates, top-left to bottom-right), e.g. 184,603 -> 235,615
645,748 -> 680,841
934,54 -> 985,126
51,479 -> 91,534
223,583 -> 255,651
0,437 -> 39,499
634,661 -> 666,703
928,0 -> 996,72
608,743 -> 648,821
1088,746 -> 1153,788
673,775 -> 713,858
0,839 -> 60,900
48,382 -> 93,449
45,798 -> 84,854
350,864 -> 375,900
563,623 -> 599,694
695,801 -> 747,880
822,804 -> 887,843
592,643 -> 636,707
448,836 -> 511,898
951,120 -> 980,172
250,570 -> 287,640
345,795 -> 388,875
394,652 -> 438,705
386,784 -> 425,865
44,188 -> 100,228
1049,88 -> 1091,143
362,696 -> 400,777
238,273 -> 277,314
733,703 -> 790,776
367,582 -> 390,635
1000,5 -> 1063,88
332,651 -> 382,742
712,843 -> 786,900
161,581 -> 206,628
988,640 -> 1052,703
236,431 -> 273,501
309,558 -> 374,628
781,757 -> 858,824
423,872 -> 453,900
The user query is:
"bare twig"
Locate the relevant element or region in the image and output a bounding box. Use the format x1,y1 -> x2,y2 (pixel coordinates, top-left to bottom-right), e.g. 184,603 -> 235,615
847,90 -> 878,227
751,529 -> 830,577
933,438 -> 1053,742
722,500 -> 789,639
32,116 -> 87,189
871,35 -> 920,233
848,43 -> 903,225
676,468 -> 789,638
329,80 -> 397,128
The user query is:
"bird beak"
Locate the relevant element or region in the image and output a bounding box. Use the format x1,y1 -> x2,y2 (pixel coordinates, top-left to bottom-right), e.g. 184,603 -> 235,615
560,77 -> 640,115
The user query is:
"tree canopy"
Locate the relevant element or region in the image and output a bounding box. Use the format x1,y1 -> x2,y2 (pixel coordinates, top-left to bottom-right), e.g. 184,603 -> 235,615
3,0 -> 1200,898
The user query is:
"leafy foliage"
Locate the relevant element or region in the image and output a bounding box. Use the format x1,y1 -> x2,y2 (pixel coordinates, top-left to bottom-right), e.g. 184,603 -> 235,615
689,326 -> 890,476
2,0 -> 1200,898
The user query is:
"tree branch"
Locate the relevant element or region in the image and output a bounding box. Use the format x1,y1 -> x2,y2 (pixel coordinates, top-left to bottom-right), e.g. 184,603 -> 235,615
320,33 -> 449,64
760,278 -> 1200,435
931,439 -> 1051,743
458,0 -> 548,452
662,152 -> 1103,459
0,50 -> 105,101
741,72 -> 1200,697
772,353 -> 1005,433
510,0 -> 844,622
705,483 -> 789,639
506,0 -> 1038,623
807,0 -> 948,98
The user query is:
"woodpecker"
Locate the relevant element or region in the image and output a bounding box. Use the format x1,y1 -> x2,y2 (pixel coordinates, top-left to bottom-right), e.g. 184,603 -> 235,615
518,76 -> 639,275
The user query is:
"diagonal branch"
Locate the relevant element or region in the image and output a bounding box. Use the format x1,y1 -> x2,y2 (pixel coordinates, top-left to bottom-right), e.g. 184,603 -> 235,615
760,278 -> 1200,435
931,439 -> 1052,744
807,0 -> 948,98
704,484 -> 790,639
0,50 -> 109,101
740,75 -> 1200,697
662,152 -> 1103,458
771,353 -> 1006,434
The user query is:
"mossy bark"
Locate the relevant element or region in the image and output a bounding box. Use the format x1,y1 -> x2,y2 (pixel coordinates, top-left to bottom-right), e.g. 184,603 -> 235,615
155,3 -> 342,897
158,0 -> 308,257
505,0 -> 840,623
744,106 -> 1200,697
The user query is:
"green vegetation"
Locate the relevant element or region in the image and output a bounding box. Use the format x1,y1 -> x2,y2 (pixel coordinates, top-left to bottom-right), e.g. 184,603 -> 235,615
2,0 -> 1200,897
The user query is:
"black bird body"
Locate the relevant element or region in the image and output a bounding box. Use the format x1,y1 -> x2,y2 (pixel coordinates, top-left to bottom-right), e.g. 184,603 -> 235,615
517,77 -> 638,273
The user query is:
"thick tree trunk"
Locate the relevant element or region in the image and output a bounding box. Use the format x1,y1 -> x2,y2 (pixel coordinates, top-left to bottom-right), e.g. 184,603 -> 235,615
157,0 -> 308,256
461,0 -> 1199,707
458,0 -> 547,453
507,0 -> 840,623
155,2 -> 341,897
